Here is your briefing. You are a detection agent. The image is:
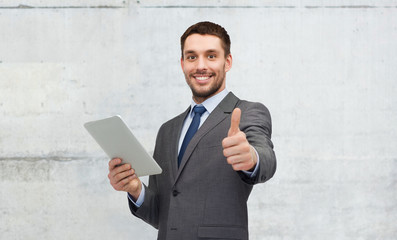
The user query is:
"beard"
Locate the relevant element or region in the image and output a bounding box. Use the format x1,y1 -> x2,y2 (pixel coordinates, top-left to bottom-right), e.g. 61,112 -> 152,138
184,66 -> 226,101
189,76 -> 223,99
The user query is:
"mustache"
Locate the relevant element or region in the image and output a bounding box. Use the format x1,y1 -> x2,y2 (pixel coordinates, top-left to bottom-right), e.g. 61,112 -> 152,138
191,70 -> 214,75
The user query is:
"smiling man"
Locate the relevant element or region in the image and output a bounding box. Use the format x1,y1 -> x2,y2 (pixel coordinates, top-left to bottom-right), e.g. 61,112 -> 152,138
181,33 -> 231,103
108,21 -> 277,240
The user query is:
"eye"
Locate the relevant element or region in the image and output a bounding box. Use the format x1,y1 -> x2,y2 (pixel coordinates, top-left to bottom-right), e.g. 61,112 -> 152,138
186,55 -> 196,60
208,55 -> 216,59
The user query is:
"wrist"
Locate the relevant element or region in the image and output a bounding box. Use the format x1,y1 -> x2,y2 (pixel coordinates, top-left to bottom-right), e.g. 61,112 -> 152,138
248,145 -> 258,171
128,185 -> 142,201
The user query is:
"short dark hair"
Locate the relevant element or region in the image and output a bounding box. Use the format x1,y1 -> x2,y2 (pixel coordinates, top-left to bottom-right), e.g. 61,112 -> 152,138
180,21 -> 231,58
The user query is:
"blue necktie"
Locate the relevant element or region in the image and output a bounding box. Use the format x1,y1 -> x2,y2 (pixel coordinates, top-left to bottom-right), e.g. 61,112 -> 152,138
178,105 -> 207,167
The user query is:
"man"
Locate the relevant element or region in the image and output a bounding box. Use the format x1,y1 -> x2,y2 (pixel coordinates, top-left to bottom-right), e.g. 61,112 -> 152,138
108,21 -> 276,240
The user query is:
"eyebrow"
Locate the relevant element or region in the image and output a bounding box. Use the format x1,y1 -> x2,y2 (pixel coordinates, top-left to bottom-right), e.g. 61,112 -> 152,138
206,49 -> 219,53
184,49 -> 220,55
184,50 -> 196,55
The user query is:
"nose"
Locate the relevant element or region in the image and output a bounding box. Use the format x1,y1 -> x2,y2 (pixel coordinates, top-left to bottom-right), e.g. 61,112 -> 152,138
196,56 -> 207,71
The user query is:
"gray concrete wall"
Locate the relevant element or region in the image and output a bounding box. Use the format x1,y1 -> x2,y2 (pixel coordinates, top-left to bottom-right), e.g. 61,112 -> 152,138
1,0 -> 396,239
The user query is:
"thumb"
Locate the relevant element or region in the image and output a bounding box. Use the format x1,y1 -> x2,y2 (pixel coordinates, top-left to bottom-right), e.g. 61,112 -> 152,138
228,108 -> 241,136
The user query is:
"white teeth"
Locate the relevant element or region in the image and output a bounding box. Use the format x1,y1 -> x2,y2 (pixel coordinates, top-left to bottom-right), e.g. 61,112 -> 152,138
196,76 -> 210,80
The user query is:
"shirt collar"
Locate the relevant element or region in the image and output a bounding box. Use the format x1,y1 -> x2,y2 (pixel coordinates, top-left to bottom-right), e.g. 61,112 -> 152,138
189,88 -> 229,116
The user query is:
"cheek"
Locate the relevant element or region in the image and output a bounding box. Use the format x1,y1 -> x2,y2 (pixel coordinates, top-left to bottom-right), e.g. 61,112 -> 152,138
211,62 -> 225,72
183,63 -> 194,74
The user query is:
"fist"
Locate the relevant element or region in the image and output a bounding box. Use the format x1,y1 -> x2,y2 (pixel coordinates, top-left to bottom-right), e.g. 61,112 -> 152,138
222,108 -> 257,171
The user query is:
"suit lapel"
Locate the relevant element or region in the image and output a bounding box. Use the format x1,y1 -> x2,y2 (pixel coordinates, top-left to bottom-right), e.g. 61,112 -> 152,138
174,92 -> 240,184
169,107 -> 191,181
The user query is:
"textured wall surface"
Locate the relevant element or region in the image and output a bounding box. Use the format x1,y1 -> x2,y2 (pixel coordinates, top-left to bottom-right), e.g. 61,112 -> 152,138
1,0 -> 396,239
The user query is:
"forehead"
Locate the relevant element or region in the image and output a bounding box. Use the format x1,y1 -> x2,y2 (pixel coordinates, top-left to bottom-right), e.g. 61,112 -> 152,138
183,34 -> 224,54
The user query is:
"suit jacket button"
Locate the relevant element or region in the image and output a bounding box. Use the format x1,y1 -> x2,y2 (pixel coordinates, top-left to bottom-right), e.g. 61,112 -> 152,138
172,190 -> 179,196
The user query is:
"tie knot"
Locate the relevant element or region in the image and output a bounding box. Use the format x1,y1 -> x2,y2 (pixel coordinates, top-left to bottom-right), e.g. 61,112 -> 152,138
193,105 -> 206,116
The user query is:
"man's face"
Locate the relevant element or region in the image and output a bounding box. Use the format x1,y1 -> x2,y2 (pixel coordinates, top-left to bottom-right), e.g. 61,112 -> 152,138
181,34 -> 232,104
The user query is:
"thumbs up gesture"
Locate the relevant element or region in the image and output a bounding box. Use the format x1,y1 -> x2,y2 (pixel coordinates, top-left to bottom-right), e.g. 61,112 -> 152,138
222,108 -> 258,171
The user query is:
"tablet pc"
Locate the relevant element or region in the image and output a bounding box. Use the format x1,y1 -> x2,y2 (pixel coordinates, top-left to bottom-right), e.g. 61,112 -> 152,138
84,115 -> 162,177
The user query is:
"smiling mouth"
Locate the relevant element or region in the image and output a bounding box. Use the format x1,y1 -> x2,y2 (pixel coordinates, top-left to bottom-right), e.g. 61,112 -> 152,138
193,74 -> 214,83
196,76 -> 210,80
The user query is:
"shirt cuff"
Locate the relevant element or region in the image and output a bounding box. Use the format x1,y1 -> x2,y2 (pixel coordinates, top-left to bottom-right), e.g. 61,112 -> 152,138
242,146 -> 260,178
127,182 -> 145,208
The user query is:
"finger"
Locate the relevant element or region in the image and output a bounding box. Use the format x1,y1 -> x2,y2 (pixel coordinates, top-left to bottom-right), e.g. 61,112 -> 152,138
224,145 -> 250,158
109,162 -> 131,179
118,175 -> 140,192
115,175 -> 136,191
226,150 -> 251,164
109,158 -> 122,170
113,168 -> 135,183
223,144 -> 244,158
230,161 -> 252,171
227,155 -> 251,171
228,108 -> 241,137
226,155 -> 242,165
111,169 -> 137,189
222,131 -> 247,149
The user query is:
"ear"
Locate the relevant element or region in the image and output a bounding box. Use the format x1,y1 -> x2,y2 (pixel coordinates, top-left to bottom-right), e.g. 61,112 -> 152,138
225,54 -> 232,72
180,57 -> 184,71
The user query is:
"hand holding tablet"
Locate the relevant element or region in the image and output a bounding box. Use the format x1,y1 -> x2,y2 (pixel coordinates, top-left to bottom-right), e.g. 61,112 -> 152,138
84,115 -> 162,177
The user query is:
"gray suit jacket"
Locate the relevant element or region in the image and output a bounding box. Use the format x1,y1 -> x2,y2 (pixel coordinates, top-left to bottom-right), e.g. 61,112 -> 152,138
129,92 -> 276,240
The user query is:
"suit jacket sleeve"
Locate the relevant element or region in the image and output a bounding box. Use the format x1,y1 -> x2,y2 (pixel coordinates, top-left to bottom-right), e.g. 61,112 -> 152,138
128,125 -> 165,229
237,101 -> 277,185
128,180 -> 159,229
